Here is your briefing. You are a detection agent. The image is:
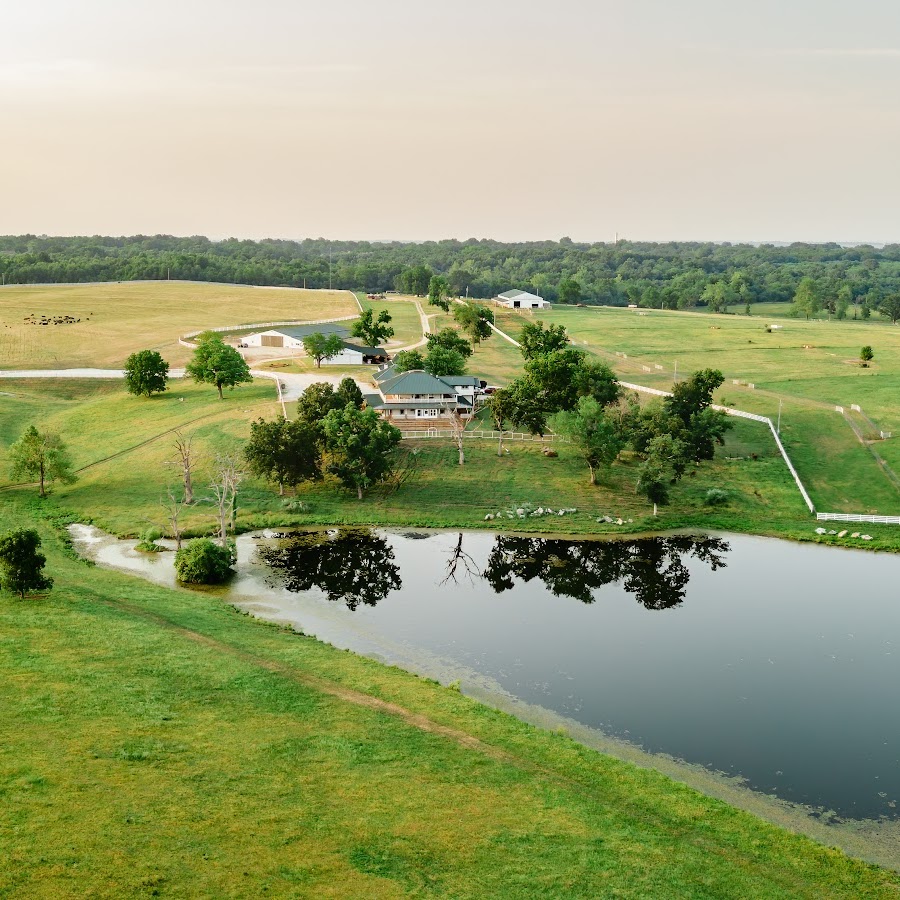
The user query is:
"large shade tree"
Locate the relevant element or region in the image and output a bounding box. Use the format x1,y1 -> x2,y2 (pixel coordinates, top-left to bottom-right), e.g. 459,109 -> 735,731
351,308 -> 394,347
302,332 -> 344,367
322,405 -> 401,499
185,333 -> 252,399
123,349 -> 170,397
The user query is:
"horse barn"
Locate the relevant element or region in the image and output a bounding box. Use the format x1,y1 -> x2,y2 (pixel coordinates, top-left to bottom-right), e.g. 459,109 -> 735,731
495,289 -> 550,309
243,322 -> 348,349
242,323 -> 389,365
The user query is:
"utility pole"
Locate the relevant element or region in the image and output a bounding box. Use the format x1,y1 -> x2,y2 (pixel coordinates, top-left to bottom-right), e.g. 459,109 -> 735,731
673,361 -> 678,382
329,245 -> 333,290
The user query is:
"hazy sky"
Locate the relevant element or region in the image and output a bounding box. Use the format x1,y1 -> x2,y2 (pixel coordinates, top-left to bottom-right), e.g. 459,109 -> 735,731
3,0 -> 899,243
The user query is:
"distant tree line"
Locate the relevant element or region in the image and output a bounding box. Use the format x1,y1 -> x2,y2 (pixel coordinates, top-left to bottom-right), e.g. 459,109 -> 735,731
3,234 -> 900,312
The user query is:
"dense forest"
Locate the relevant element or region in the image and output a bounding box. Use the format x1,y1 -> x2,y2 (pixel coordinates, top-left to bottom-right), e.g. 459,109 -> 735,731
3,234 -> 900,315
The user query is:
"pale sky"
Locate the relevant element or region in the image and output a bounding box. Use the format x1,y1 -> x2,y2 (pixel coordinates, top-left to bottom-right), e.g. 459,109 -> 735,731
2,0 -> 899,243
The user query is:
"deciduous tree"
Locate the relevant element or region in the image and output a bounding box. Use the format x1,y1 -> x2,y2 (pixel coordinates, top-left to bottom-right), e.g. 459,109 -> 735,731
878,294 -> 900,324
519,321 -> 569,359
244,417 -> 321,495
322,405 -> 401,499
452,303 -> 493,344
351,308 -> 394,346
427,275 -> 450,310
552,397 -> 623,485
424,346 -> 467,377
426,328 -> 473,358
185,333 -> 252,398
0,528 -> 53,599
9,426 -> 76,497
302,332 -> 345,368
558,278 -> 582,304
123,350 -> 170,397
392,349 -> 426,372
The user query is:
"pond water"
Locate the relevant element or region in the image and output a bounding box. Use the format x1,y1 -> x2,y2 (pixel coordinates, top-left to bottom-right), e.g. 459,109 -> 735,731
70,524 -> 900,824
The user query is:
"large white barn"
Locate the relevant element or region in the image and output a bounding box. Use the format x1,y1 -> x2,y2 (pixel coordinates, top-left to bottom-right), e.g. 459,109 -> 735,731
242,323 -> 388,365
495,289 -> 549,309
243,323 -> 348,349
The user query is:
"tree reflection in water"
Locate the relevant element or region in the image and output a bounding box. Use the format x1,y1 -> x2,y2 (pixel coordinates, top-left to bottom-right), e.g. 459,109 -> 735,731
482,535 -> 729,609
257,529 -> 401,610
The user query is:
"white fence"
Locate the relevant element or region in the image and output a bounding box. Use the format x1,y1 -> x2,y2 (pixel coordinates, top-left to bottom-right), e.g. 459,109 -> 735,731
400,429 -> 568,444
619,381 -> 816,514
816,513 -> 900,525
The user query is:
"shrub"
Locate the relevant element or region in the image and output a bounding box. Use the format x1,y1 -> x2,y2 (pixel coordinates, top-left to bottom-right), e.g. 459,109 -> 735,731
136,526 -> 164,553
704,488 -> 729,507
174,539 -> 235,584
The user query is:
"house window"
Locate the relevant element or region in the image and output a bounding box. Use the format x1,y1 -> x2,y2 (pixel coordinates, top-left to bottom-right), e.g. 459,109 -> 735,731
416,408 -> 438,418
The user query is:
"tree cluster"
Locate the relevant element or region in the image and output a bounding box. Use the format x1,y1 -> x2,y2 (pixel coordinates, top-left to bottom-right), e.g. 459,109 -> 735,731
244,378 -> 401,500
4,234 -> 900,311
488,322 -> 732,506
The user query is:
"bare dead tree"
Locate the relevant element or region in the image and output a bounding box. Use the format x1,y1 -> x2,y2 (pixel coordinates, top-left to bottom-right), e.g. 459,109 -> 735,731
209,453 -> 244,547
161,486 -> 185,549
447,406 -> 466,466
171,431 -> 197,505
441,533 -> 481,585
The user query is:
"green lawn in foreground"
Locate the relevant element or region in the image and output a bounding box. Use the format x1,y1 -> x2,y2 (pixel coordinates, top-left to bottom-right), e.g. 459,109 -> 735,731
2,494 -> 899,897
0,282 -> 357,368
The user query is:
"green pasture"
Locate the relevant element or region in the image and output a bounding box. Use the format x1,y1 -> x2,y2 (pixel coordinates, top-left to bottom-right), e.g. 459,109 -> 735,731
0,282 -> 357,369
358,294 -> 426,349
487,305 -> 900,514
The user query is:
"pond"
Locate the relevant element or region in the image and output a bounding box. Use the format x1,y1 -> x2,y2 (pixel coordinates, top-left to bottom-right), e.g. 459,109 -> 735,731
71,524 -> 900,827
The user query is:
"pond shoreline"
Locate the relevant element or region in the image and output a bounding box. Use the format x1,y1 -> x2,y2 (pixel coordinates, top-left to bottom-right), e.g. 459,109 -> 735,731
68,522 -> 900,871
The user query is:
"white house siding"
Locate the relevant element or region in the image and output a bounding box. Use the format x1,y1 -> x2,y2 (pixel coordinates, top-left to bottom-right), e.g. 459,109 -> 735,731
322,348 -> 364,365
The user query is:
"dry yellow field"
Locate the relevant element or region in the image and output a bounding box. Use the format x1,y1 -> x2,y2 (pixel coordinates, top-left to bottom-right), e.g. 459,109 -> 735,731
0,281 -> 358,368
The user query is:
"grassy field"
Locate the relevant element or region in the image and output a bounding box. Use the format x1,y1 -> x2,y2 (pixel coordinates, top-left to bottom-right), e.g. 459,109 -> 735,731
358,295 -> 427,349
485,304 -> 900,514
0,282 -> 357,368
3,494 -> 900,897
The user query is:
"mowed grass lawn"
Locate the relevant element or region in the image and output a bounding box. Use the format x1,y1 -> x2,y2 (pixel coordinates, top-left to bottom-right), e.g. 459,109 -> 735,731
0,282 -> 357,368
4,497 -> 900,898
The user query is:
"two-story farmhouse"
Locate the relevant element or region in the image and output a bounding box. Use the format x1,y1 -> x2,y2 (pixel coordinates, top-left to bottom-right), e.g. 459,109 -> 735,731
363,365 -> 481,429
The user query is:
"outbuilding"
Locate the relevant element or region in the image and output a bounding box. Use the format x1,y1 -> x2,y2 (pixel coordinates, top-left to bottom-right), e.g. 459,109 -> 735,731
243,323 -> 349,349
495,289 -> 549,309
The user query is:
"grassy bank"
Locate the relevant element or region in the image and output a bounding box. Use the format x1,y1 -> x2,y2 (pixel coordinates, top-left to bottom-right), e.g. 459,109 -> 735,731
3,493 -> 900,897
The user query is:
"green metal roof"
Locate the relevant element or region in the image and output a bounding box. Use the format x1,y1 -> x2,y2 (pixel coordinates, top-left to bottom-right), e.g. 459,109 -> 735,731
266,323 -> 349,340
378,370 -> 457,396
343,342 -> 387,355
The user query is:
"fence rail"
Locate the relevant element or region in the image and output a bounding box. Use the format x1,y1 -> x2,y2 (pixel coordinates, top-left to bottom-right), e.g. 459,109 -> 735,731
400,429 -> 568,444
816,513 -> 900,525
619,381 -> 816,513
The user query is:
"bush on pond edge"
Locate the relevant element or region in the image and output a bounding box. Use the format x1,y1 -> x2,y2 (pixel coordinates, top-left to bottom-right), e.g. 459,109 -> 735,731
174,539 -> 236,584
